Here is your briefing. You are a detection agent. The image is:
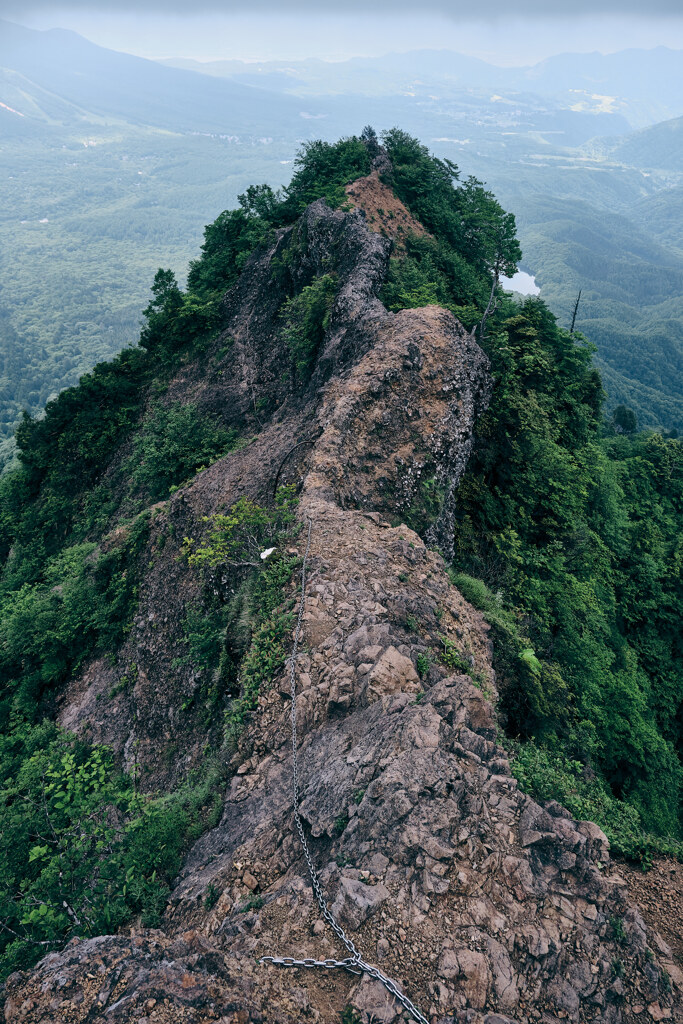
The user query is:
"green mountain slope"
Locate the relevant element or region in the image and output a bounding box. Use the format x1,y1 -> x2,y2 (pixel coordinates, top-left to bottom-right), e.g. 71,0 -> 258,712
0,19 -> 308,134
0,133 -> 681,980
593,114 -> 683,172
514,195 -> 683,429
633,185 -> 683,254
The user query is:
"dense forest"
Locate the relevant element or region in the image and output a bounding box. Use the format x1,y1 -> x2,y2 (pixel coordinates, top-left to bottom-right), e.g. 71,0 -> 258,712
0,130 -> 681,981
0,128 -> 295,463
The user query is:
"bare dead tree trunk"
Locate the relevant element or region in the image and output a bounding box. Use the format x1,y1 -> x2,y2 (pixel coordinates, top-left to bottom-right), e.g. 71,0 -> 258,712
570,290 -> 582,334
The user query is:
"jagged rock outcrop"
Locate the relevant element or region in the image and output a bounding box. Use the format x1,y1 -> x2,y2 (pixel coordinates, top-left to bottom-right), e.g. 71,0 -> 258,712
55,188 -> 488,790
10,176 -> 681,1023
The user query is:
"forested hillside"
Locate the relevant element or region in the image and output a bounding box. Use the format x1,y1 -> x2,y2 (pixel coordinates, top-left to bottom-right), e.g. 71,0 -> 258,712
0,127 -> 295,460
507,190 -> 683,430
0,131 -> 681,987
374,132 -> 683,846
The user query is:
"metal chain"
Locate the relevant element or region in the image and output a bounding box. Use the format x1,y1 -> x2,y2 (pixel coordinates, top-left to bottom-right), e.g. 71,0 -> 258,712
260,518 -> 430,1024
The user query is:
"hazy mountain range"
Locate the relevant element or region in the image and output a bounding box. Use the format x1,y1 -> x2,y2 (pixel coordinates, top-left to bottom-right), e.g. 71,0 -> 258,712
163,46 -> 683,129
1,18 -> 682,463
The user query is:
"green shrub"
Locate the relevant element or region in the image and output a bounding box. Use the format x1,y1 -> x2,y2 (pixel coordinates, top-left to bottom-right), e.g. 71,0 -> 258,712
183,486 -> 298,570
438,635 -> 473,675
283,136 -> 371,215
173,602 -> 237,720
449,570 -> 570,743
130,402 -> 239,499
181,491 -> 301,743
187,207 -> 272,300
334,815 -> 349,836
404,475 -> 446,536
510,741 -> 683,864
224,603 -> 295,743
281,274 -> 337,380
340,1008 -> 363,1024
240,894 -> 264,912
0,728 -> 227,981
0,513 -> 149,718
380,234 -> 483,330
416,653 -> 431,678
204,882 -> 220,910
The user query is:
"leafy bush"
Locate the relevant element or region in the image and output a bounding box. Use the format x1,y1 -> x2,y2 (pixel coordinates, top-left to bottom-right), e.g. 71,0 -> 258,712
140,269 -> 221,355
381,234 -> 484,330
187,205 -> 272,300
174,603 -> 229,677
449,571 -> 570,744
0,513 -> 149,721
225,602 -> 295,743
130,402 -> 240,499
404,475 -> 446,536
0,727 -> 227,981
204,882 -> 220,910
511,742 -> 683,864
416,653 -> 431,678
281,274 -> 337,380
282,136 -> 371,215
183,486 -> 298,570
181,487 -> 301,743
438,635 -> 474,676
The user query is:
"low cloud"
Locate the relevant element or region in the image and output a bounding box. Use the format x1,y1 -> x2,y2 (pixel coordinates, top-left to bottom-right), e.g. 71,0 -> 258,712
1,0 -> 681,15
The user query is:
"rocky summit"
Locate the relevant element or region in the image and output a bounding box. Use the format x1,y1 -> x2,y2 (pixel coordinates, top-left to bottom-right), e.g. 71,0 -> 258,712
1,142 -> 681,1024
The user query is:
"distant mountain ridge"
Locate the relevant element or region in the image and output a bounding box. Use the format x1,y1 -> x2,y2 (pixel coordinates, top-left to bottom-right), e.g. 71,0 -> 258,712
588,113 -> 683,172
0,18 -> 308,135
163,45 -> 683,128
0,19 -> 682,438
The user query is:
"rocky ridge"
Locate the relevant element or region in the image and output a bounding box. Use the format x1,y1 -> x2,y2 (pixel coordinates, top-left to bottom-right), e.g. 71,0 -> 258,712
5,174 -> 681,1023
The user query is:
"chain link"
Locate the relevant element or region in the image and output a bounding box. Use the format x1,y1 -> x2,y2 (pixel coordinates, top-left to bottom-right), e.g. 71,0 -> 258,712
259,518 -> 430,1024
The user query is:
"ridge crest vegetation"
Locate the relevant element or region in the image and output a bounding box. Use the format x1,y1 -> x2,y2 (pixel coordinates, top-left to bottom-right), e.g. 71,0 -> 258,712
0,128 -> 680,980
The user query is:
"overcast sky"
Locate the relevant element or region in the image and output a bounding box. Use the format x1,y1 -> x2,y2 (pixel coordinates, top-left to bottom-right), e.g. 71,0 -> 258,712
4,3 -> 683,64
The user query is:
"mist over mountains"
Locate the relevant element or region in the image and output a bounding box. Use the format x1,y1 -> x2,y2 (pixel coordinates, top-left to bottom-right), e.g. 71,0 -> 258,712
0,18 -> 307,135
164,45 -> 683,129
1,17 -> 682,457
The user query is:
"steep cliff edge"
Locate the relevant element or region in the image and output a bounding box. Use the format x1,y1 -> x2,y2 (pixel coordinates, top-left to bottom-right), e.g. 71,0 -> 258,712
2,163 -> 681,1024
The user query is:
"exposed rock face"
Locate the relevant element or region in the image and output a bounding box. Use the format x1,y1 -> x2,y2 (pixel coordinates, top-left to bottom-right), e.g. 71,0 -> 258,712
306,302 -> 489,557
344,171 -> 429,246
55,191 -> 489,789
12,186 -> 681,1023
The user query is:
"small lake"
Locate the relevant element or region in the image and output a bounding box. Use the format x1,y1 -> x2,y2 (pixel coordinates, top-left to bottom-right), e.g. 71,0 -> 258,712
500,270 -> 540,296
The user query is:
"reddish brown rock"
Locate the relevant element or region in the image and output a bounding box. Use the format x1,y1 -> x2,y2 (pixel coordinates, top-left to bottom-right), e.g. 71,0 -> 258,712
5,152 -> 680,1024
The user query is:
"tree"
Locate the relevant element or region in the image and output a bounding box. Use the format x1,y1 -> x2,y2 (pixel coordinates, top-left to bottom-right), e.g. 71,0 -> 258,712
238,184 -> 281,221
477,205 -> 522,339
139,269 -> 183,351
570,290 -> 582,334
360,125 -> 380,159
612,405 -> 638,434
